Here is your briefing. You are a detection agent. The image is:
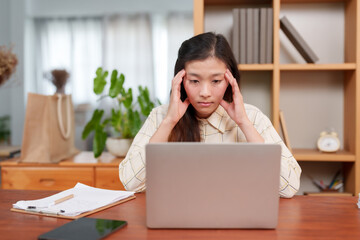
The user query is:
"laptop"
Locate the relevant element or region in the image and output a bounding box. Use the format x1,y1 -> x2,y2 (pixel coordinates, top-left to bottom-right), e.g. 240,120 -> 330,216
145,143 -> 281,229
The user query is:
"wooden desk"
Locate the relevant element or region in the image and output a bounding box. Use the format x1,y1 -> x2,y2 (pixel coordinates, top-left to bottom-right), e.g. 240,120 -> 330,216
1,190 -> 360,240
0,155 -> 125,190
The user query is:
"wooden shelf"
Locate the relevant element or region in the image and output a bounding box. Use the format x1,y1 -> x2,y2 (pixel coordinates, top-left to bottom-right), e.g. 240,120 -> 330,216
203,0 -> 344,6
292,149 -> 356,162
237,63 -> 356,71
194,0 -> 360,194
279,63 -> 356,71
205,0 -> 272,5
238,64 -> 273,71
281,0 -> 346,4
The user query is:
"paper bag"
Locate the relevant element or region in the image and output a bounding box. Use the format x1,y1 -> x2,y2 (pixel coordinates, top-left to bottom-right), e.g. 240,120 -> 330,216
20,93 -> 78,163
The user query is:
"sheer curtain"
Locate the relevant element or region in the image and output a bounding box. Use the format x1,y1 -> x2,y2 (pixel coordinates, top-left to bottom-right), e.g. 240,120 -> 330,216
152,12 -> 193,104
35,18 -> 102,105
166,12 -> 193,102
103,14 -> 154,100
34,13 -> 192,106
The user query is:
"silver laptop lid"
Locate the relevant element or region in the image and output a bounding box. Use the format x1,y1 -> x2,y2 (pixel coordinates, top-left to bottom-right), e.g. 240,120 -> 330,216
146,143 -> 281,229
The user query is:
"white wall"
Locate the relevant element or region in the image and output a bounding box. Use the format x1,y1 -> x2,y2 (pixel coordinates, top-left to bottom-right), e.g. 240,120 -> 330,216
0,0 -> 27,146
0,0 -> 11,119
279,3 -> 344,64
10,0 -> 27,146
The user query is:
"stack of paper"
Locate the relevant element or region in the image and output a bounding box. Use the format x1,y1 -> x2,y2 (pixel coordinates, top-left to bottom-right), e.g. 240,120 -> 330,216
13,183 -> 135,217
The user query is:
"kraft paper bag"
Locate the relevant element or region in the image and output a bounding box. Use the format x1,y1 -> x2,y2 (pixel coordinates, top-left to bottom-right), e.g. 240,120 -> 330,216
20,93 -> 78,163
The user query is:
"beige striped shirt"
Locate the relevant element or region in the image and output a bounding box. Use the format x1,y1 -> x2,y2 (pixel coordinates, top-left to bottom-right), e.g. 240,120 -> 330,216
119,104 -> 301,198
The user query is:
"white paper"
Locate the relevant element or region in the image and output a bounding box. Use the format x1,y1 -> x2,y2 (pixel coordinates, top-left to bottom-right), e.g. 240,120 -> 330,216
13,183 -> 135,216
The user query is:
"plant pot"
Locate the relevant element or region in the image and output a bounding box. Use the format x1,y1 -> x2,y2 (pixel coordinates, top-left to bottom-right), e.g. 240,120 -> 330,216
106,137 -> 133,157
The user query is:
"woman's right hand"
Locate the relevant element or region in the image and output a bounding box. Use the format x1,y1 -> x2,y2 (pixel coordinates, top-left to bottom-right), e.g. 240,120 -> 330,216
149,70 -> 189,143
164,69 -> 190,126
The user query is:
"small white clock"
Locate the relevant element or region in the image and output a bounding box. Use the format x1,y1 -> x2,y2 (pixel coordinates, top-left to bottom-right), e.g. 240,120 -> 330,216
317,131 -> 340,153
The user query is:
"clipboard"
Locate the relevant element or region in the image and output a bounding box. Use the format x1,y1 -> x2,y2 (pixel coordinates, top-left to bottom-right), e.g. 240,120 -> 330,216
10,195 -> 136,219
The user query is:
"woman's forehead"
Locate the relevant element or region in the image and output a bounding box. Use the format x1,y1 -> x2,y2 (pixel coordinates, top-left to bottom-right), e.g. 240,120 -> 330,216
185,57 -> 226,74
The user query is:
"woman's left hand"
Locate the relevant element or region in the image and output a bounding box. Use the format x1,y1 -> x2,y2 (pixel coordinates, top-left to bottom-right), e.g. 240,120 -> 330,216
220,69 -> 250,127
220,69 -> 264,143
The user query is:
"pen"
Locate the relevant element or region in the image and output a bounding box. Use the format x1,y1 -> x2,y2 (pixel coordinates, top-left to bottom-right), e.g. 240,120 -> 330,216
312,179 -> 326,190
331,180 -> 339,189
27,194 -> 74,209
26,208 -> 61,215
51,194 -> 74,206
334,183 -> 343,190
328,170 -> 341,189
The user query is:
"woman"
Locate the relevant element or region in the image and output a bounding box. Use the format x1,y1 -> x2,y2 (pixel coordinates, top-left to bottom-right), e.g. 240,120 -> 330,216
119,32 -> 301,198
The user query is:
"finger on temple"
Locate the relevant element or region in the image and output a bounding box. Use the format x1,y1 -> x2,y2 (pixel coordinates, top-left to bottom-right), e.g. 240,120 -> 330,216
225,72 -> 236,88
226,71 -> 240,92
174,69 -> 186,85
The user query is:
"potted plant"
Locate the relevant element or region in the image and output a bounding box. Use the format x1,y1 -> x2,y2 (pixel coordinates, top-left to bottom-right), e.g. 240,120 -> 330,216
82,67 -> 158,158
44,69 -> 70,94
0,115 -> 10,145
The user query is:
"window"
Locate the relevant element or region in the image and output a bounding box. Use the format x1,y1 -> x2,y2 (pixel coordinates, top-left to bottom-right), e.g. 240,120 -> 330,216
34,13 -> 193,106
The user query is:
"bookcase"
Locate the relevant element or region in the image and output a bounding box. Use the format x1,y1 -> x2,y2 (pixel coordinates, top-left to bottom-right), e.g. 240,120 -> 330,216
193,0 -> 359,195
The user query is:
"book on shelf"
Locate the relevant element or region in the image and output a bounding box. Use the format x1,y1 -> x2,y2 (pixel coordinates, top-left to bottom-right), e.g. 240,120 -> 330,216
279,110 -> 292,153
259,8 -> 267,64
280,16 -> 319,63
265,8 -> 273,64
232,9 -> 240,63
253,8 -> 260,64
239,8 -> 246,64
232,7 -> 273,64
246,8 -> 253,64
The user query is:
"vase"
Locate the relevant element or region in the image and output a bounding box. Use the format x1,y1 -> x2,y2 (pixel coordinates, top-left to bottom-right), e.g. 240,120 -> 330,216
106,137 -> 133,157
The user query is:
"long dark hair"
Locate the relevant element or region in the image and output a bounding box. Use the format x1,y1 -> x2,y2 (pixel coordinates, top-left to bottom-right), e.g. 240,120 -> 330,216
168,32 -> 240,142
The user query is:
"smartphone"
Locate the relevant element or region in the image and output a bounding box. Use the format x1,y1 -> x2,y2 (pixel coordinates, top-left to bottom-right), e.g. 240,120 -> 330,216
38,217 -> 127,240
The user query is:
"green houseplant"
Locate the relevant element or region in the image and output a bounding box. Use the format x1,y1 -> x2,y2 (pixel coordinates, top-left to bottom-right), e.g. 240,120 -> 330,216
82,67 -> 157,158
0,115 -> 10,144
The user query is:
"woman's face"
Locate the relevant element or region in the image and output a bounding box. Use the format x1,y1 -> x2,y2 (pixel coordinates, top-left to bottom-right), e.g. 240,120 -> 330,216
184,57 -> 229,118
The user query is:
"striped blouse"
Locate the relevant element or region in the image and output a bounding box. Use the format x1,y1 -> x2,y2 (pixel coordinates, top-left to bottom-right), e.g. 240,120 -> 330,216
119,103 -> 302,198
